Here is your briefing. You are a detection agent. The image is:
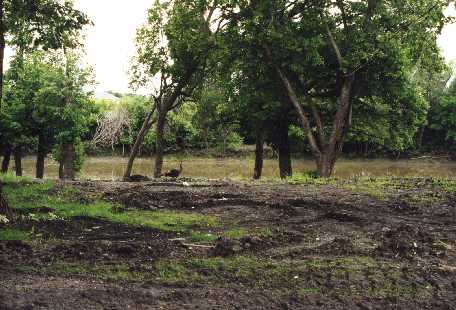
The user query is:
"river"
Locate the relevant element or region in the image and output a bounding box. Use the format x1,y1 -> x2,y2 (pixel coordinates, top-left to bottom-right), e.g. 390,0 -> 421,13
7,156 -> 456,180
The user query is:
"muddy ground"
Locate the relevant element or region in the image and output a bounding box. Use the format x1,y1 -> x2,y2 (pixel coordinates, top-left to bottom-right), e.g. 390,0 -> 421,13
1,178 -> 456,309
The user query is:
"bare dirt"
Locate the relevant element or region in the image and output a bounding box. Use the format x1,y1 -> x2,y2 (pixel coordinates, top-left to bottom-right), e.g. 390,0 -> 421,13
1,178 -> 456,309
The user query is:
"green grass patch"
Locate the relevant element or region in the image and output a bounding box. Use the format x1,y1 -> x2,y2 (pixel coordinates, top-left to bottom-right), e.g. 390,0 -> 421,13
152,255 -> 422,298
0,228 -> 31,241
3,182 -> 218,234
223,227 -> 249,239
287,173 -> 338,186
56,263 -> 146,281
16,263 -> 147,281
0,173 -> 33,184
190,231 -> 218,243
342,177 -> 456,202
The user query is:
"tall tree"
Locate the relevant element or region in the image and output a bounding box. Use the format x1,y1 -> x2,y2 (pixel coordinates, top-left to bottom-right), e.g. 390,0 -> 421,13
0,0 -> 90,104
125,0 -> 222,179
0,0 -> 90,217
221,0 -> 450,176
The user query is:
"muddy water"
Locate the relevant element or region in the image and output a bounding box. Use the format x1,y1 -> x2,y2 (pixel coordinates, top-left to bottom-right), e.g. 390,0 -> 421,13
8,156 -> 456,180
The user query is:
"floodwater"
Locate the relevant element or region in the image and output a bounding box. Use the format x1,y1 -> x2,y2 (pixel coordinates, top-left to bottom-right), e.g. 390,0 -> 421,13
8,156 -> 456,180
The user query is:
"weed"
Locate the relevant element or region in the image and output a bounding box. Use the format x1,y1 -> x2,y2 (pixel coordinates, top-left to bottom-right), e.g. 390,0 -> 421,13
0,228 -> 31,241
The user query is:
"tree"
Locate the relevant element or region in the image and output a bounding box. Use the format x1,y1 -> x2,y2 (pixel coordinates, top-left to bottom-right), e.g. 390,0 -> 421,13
49,51 -> 95,179
125,0 -> 222,179
0,0 -> 90,104
0,0 -> 90,217
428,76 -> 456,152
221,0 -> 450,176
2,50 -> 94,179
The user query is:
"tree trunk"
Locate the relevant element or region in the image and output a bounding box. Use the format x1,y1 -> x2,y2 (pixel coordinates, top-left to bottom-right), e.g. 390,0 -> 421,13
416,126 -> 425,151
0,182 -> 13,219
1,145 -> 11,173
278,114 -> 292,179
36,152 -> 45,179
36,135 -> 46,179
59,161 -> 64,179
154,114 -> 166,178
60,143 -> 75,180
0,0 -> 5,106
253,128 -> 264,180
278,145 -> 292,179
123,104 -> 156,181
266,45 -> 357,178
13,147 -> 22,177
316,149 -> 337,178
64,144 -> 75,180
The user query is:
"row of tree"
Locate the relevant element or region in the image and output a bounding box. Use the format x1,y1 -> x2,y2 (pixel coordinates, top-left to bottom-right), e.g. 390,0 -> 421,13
120,0 -> 454,179
1,0 -> 456,183
0,0 -> 91,215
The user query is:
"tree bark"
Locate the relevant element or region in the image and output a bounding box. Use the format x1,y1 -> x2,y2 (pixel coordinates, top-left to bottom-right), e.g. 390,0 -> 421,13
416,126 -> 425,150
13,147 -> 22,177
253,128 -> 264,180
36,136 -> 46,179
59,161 -> 64,179
0,0 -> 5,107
278,118 -> 292,179
123,104 -> 156,181
154,113 -> 166,178
64,144 -> 75,180
315,77 -> 354,177
1,145 -> 11,173
60,143 -> 75,180
0,182 -> 13,219
36,152 -> 45,179
316,148 -> 337,177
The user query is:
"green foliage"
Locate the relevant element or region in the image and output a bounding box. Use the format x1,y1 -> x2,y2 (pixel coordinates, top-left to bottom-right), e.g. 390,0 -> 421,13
429,77 -> 456,144
0,229 -> 31,241
2,50 -> 95,173
4,0 -> 91,51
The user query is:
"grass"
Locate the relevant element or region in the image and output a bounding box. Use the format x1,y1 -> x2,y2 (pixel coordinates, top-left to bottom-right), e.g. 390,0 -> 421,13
281,174 -> 456,203
13,254 -> 424,298
149,255 -> 422,298
0,228 -> 31,241
190,231 -> 218,243
223,227 -> 249,239
190,227 -> 274,244
0,172 -> 33,184
16,263 -> 147,281
3,180 -> 218,234
342,176 -> 456,202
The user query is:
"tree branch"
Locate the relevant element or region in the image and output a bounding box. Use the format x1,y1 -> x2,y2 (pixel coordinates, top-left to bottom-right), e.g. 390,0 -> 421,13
310,101 -> 326,147
263,45 -> 321,157
323,16 -> 344,69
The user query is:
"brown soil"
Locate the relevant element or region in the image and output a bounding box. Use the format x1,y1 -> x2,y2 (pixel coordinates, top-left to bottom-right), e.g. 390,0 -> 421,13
1,178 -> 456,309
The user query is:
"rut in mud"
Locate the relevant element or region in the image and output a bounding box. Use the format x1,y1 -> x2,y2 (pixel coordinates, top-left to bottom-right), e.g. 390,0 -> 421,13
1,178 -> 456,309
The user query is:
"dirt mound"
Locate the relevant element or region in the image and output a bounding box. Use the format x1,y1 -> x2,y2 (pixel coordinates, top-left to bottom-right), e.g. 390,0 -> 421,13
374,224 -> 445,259
211,236 -> 267,257
320,211 -> 365,224
317,237 -> 360,255
114,188 -> 194,210
0,241 -> 32,265
389,200 -> 421,214
108,185 -> 258,211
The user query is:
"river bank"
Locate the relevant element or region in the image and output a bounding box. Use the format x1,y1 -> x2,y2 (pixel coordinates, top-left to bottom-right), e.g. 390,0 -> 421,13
7,155 -> 456,180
